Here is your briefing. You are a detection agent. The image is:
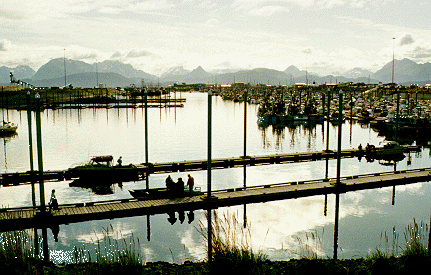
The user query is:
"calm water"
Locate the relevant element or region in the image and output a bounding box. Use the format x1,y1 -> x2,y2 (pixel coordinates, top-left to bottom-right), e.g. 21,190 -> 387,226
1,92 -> 431,263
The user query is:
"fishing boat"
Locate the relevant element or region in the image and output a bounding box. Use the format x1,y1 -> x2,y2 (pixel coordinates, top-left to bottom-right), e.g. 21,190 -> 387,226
362,141 -> 405,160
129,186 -> 202,199
64,155 -> 140,182
374,141 -> 405,157
0,121 -> 18,135
257,98 -> 287,125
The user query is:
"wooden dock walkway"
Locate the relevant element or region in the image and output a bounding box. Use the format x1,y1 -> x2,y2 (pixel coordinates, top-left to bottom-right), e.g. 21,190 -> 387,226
0,168 -> 429,232
0,145 -> 421,186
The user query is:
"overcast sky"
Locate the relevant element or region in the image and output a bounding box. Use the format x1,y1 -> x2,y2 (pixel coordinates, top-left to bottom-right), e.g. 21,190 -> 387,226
1,0 -> 431,76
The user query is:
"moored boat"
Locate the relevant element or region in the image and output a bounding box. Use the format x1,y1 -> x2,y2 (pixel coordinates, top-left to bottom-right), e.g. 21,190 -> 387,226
64,155 -> 140,182
0,121 -> 18,135
374,141 -> 405,157
361,141 -> 406,161
129,186 -> 202,199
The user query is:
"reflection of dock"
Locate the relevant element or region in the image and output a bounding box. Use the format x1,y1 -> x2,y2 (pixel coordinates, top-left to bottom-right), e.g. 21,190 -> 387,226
0,145 -> 421,186
0,168 -> 430,232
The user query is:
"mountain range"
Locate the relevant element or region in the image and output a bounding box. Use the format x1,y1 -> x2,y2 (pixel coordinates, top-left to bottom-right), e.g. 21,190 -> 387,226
1,58 -> 430,88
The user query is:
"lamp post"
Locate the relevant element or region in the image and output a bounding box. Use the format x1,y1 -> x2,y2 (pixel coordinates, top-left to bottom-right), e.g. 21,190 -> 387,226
63,49 -> 67,87
391,37 -> 395,85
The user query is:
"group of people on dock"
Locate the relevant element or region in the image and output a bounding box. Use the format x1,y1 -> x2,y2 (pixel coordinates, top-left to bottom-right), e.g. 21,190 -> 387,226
166,174 -> 194,197
358,143 -> 376,153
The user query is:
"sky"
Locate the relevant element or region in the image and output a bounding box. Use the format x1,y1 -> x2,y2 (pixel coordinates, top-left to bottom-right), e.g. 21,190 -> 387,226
1,0 -> 431,77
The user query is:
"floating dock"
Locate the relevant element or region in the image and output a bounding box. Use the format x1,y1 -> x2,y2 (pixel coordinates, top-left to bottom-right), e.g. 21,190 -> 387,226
0,145 -> 421,186
0,168 -> 429,232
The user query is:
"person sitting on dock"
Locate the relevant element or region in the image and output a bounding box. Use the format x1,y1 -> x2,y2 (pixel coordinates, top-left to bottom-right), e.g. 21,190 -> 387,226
358,144 -> 362,151
187,174 -> 194,196
117,156 -> 122,166
176,177 -> 185,196
166,175 -> 174,194
49,189 -> 58,211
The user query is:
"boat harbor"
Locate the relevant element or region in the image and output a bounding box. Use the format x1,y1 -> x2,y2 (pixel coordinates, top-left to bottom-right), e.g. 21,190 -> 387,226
1,89 -> 431,263
1,168 -> 430,232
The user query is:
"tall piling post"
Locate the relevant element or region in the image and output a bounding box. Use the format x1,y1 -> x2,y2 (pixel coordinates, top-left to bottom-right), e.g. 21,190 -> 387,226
35,93 -> 49,261
207,89 -> 213,268
326,88 -> 330,152
395,89 -> 400,142
243,88 -> 247,228
333,89 -> 343,260
243,88 -> 247,158
27,92 -> 36,206
336,90 -> 343,185
207,89 -> 212,199
27,92 -> 39,256
35,93 -> 46,212
144,89 -> 149,190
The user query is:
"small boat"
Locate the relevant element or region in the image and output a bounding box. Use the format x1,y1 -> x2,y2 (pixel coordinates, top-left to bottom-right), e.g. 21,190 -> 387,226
374,141 -> 405,157
129,186 -> 202,199
361,141 -> 405,161
65,155 -> 140,182
0,121 -> 18,135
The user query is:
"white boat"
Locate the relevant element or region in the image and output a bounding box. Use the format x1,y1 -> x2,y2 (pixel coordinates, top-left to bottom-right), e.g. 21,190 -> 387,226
0,121 -> 18,135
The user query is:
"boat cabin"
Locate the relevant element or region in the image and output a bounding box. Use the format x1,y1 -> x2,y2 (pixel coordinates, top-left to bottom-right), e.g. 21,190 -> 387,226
381,141 -> 400,149
89,155 -> 114,167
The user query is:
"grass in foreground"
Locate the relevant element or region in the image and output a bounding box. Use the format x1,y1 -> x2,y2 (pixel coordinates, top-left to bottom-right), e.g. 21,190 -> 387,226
1,218 -> 431,274
198,210 -> 268,274
0,230 -> 41,274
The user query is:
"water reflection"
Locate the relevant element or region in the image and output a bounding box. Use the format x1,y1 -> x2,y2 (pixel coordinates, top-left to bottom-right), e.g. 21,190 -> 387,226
166,211 -> 195,225
69,179 -> 117,195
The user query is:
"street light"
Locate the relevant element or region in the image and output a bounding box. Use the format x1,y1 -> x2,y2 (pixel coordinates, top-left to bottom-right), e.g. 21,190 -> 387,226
392,37 -> 395,85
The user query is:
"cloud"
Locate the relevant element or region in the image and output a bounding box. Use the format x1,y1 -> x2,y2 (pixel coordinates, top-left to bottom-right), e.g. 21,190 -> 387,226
0,9 -> 25,20
198,0 -> 218,9
396,36 -> 431,61
73,52 -> 98,60
126,49 -> 152,58
408,45 -> 431,59
111,51 -> 123,58
0,39 -> 11,51
205,18 -> 220,26
302,47 -> 314,54
248,5 -> 289,16
399,34 -> 414,46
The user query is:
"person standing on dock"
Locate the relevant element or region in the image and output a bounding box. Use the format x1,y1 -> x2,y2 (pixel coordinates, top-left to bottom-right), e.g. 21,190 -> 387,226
187,174 -> 194,196
49,189 -> 58,211
117,156 -> 122,166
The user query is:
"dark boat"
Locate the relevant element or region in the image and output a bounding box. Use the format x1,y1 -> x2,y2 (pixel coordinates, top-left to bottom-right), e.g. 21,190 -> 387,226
359,141 -> 406,161
0,121 -> 18,136
129,186 -> 202,199
64,155 -> 140,182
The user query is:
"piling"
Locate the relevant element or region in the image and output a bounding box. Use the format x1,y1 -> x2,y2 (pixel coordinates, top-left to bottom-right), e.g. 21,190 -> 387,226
334,89 -> 343,260
26,92 -> 36,206
144,89 -> 149,190
207,89 -> 213,267
35,94 -> 46,212
35,93 -> 49,261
